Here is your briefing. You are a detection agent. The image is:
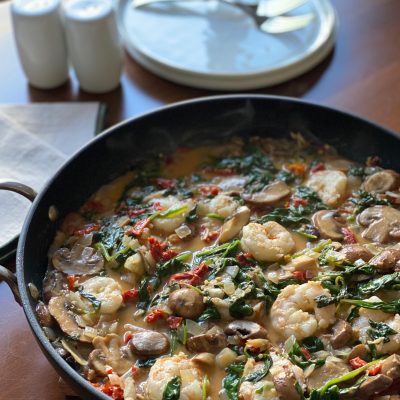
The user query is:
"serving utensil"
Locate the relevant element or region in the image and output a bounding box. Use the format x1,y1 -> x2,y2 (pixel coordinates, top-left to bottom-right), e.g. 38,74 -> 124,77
132,0 -> 315,33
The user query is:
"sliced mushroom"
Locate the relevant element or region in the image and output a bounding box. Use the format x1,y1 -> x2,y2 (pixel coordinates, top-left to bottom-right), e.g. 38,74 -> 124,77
242,181 -> 290,205
312,210 -> 343,240
363,170 -> 400,193
347,343 -> 369,362
218,206 -> 251,243
191,352 -> 216,366
92,334 -> 133,375
339,244 -> 373,263
369,246 -> 400,270
43,270 -> 67,303
224,320 -> 268,339
36,301 -> 54,328
186,326 -> 227,353
129,331 -> 169,356
168,288 -> 205,319
357,206 -> 400,243
330,319 -> 352,349
381,354 -> 400,380
48,296 -> 91,342
270,360 -> 303,400
357,374 -> 393,397
52,242 -> 104,275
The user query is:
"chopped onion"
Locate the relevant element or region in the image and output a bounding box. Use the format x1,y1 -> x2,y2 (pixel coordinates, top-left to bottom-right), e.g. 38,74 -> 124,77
28,282 -> 39,300
61,339 -> 88,366
284,335 -> 297,353
225,265 -> 239,278
186,319 -> 206,336
223,280 -> 235,295
84,326 -> 98,338
304,364 -> 316,378
175,224 -> 192,239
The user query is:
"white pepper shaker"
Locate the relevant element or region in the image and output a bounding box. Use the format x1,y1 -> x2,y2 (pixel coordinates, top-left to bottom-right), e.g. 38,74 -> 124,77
11,0 -> 69,89
62,0 -> 123,94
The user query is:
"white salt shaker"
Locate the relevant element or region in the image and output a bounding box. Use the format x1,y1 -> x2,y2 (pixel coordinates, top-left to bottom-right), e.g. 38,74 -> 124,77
11,0 -> 69,89
63,0 -> 123,94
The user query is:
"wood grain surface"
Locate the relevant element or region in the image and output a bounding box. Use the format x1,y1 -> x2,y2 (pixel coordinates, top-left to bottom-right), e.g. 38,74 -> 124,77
1,0 -> 400,399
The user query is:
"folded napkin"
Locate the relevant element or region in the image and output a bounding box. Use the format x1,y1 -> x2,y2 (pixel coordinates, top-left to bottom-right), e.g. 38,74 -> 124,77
0,102 -> 106,260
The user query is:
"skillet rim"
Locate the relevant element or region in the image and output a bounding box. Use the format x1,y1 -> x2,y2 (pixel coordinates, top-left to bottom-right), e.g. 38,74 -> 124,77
15,94 -> 400,400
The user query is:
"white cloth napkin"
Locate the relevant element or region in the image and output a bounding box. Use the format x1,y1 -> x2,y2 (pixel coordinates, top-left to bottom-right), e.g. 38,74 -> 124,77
0,102 -> 105,252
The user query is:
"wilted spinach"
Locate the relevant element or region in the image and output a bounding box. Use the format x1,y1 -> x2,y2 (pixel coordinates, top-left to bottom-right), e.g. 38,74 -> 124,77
162,376 -> 181,400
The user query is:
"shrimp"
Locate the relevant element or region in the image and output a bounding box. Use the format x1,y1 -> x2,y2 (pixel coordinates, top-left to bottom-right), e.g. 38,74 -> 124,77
146,353 -> 206,400
149,196 -> 194,234
306,170 -> 347,207
270,282 -> 336,340
81,276 -> 123,314
240,222 -> 295,262
197,194 -> 239,219
352,296 -> 400,354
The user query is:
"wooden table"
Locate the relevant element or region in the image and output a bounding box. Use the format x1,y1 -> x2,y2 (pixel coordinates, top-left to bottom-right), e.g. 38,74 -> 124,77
1,0 -> 400,398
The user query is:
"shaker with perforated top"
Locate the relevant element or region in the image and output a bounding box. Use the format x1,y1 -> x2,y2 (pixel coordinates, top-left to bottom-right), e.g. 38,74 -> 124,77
62,0 -> 123,94
11,0 -> 69,89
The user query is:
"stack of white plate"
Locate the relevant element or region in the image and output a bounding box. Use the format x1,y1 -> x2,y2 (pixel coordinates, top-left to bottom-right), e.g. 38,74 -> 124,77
117,0 -> 336,90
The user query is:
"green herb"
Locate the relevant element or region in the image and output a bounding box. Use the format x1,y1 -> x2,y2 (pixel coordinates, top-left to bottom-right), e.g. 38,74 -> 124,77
137,276 -> 151,310
287,337 -> 325,369
367,320 -> 396,343
197,306 -> 221,322
341,298 -> 400,314
202,375 -> 209,400
170,330 -> 178,355
276,170 -> 296,183
94,224 -> 124,251
186,205 -> 198,222
223,362 -> 245,400
349,190 -> 389,214
79,292 -> 101,312
358,272 -> 400,296
95,242 -> 111,262
243,356 -> 272,383
177,319 -> 188,345
206,213 -> 225,221
302,337 -> 324,353
136,358 -> 157,368
157,205 -> 189,219
347,306 -> 360,322
229,299 -> 253,318
162,376 -> 181,400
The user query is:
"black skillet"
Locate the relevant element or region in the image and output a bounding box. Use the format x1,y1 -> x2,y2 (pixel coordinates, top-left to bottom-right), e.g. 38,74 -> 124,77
1,95 -> 400,400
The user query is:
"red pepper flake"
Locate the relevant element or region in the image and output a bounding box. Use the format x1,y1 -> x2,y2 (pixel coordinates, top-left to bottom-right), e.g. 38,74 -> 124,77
300,347 -> 311,360
342,227 -> 357,244
292,197 -> 308,207
154,178 -> 177,189
204,231 -> 219,243
128,208 -> 147,218
310,163 -> 326,173
67,275 -> 77,291
145,308 -> 167,323
349,357 -> 367,370
124,332 -> 133,344
122,289 -> 139,303
367,363 -> 382,376
203,166 -> 235,176
292,271 -> 307,281
127,217 -> 151,237
287,163 -> 306,176
73,223 -> 101,236
167,316 -> 183,329
199,185 -> 221,197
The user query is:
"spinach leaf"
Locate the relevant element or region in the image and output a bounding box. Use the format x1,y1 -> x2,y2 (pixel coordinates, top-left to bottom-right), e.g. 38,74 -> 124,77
186,205 -> 198,222
137,276 -> 151,310
169,329 -> 178,355
135,358 -> 157,368
223,362 -> 245,400
367,320 -> 396,343
162,376 -> 181,400
349,190 -> 389,214
243,355 -> 272,383
287,338 -> 325,369
341,298 -> 400,314
79,292 -> 101,312
358,272 -> 400,296
302,337 -> 324,353
95,223 -> 124,251
229,299 -> 254,318
197,306 -> 221,322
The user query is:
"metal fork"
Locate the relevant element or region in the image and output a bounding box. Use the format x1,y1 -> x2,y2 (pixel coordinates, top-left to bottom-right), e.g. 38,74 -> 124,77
132,0 -> 315,33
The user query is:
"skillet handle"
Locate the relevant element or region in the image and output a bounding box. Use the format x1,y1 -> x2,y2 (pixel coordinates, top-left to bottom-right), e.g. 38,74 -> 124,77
0,181 -> 37,306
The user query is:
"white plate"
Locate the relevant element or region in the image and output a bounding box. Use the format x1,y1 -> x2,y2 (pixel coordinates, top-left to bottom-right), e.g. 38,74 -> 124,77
118,0 -> 336,90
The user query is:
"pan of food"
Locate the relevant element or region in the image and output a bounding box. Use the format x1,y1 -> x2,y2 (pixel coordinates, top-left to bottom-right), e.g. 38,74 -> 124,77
2,95 -> 400,400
